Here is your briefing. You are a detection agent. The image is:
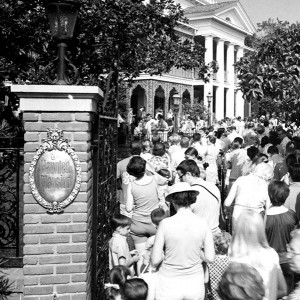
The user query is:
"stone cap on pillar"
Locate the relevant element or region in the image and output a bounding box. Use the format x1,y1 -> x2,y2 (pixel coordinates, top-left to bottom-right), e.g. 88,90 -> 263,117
11,85 -> 103,112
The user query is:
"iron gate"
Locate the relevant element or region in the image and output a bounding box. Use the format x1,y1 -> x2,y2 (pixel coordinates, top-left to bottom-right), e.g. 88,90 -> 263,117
0,90 -> 24,267
92,70 -> 119,299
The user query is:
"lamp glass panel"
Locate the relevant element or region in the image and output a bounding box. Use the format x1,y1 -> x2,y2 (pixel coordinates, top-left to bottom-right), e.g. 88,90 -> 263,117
47,3 -> 78,39
173,94 -> 181,106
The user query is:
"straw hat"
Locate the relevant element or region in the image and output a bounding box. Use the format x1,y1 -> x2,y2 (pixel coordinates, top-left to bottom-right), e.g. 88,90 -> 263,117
165,182 -> 199,201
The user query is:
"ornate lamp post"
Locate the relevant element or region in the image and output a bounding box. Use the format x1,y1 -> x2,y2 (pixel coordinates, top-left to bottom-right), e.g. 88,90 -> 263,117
207,92 -> 213,126
172,91 -> 181,133
44,0 -> 81,85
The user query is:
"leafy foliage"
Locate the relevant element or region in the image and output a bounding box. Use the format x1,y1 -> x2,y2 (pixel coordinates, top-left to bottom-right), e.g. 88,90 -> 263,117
182,102 -> 206,120
0,260 -> 14,300
0,0 -> 216,86
235,20 -> 300,115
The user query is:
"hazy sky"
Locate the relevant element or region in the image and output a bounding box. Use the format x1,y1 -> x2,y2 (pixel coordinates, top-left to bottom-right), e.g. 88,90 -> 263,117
217,0 -> 300,27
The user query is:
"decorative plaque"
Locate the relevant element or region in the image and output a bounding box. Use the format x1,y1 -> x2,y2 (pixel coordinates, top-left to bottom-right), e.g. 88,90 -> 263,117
29,129 -> 81,213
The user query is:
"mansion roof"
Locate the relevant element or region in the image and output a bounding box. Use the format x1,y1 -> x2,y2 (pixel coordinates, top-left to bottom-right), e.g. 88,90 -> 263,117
184,1 -> 238,14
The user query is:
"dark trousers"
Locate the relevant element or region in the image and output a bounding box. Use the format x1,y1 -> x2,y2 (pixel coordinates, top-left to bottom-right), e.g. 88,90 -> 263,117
281,262 -> 294,294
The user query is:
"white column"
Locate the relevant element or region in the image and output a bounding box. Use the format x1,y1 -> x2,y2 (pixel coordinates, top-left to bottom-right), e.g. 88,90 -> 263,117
236,46 -> 244,118
204,35 -> 213,107
236,46 -> 244,61
235,89 -> 244,118
226,43 -> 235,117
217,39 -> 225,83
215,39 -> 225,120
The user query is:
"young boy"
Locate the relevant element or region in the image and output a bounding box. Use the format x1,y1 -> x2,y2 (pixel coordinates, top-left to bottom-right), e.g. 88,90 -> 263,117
207,231 -> 231,300
109,214 -> 139,273
142,207 -> 167,267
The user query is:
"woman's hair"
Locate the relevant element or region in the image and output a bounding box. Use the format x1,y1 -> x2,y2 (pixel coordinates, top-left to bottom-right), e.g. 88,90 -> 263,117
192,133 -> 201,142
218,262 -> 265,300
167,191 -> 198,207
168,134 -> 181,145
127,156 -> 146,179
268,180 -> 290,206
130,141 -> 143,155
217,128 -> 225,139
152,142 -> 165,157
110,214 -> 131,231
109,265 -> 131,286
267,145 -> 279,155
247,146 -> 259,160
286,153 -> 300,182
252,161 -> 273,181
233,137 -> 243,147
260,136 -> 269,148
208,135 -> 216,144
244,133 -> 259,147
214,231 -> 232,255
185,147 -> 200,159
122,278 -> 148,300
230,210 -> 269,267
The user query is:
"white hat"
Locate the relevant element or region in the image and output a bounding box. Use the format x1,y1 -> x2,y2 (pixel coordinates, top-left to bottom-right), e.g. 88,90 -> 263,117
165,182 -> 199,201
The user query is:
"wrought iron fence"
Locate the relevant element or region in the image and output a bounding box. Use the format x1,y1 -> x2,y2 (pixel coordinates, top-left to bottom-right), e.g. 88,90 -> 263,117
0,137 -> 24,267
92,69 -> 119,299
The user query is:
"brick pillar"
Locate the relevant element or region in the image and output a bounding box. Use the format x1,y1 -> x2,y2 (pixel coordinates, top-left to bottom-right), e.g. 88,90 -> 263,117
11,85 -> 101,300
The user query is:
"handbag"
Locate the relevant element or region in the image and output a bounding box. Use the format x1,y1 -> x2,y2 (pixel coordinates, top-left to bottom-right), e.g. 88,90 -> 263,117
139,264 -> 157,300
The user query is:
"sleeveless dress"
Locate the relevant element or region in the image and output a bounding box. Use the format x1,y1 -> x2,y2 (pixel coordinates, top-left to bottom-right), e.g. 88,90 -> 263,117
130,176 -> 159,238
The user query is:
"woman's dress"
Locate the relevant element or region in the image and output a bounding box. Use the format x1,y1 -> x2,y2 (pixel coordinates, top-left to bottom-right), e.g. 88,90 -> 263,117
205,145 -> 219,184
155,209 -> 212,300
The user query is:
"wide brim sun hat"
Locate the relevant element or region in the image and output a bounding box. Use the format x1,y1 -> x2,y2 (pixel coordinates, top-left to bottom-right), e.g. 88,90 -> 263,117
165,182 -> 199,201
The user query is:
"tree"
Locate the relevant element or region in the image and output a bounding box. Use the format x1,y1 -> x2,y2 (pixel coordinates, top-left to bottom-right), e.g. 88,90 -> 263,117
0,0 -> 217,86
235,20 -> 300,116
182,102 -> 206,121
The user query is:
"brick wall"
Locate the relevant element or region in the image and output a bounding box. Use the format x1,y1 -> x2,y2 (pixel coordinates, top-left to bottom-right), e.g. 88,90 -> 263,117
22,112 -> 94,300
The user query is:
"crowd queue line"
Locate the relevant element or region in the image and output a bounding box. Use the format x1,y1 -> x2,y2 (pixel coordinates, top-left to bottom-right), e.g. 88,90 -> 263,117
109,112 -> 300,300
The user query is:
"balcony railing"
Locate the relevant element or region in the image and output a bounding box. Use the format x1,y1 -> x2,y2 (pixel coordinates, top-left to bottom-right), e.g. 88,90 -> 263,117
167,67 -> 194,79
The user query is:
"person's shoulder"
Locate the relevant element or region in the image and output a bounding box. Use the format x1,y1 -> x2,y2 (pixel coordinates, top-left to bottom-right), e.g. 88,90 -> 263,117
117,156 -> 131,168
195,180 -> 220,197
264,247 -> 280,262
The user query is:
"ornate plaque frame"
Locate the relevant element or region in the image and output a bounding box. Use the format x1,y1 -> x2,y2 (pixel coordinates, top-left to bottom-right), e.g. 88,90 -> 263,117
29,129 -> 81,213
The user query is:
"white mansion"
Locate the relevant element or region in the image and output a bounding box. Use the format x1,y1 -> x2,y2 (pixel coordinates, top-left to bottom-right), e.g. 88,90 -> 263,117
126,0 -> 256,121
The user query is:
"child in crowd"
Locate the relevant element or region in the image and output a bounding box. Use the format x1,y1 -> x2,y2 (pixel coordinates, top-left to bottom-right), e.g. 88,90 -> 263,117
105,265 -> 131,300
140,208 -> 166,300
142,207 -> 167,268
109,214 -> 139,274
207,231 -> 232,300
122,278 -> 148,300
156,168 -> 172,204
105,266 -> 148,300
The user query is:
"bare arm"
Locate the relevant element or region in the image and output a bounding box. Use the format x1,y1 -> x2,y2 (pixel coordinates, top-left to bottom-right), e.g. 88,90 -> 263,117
119,253 -> 139,268
126,182 -> 134,212
151,221 -> 165,268
224,180 -> 238,208
200,223 -> 215,263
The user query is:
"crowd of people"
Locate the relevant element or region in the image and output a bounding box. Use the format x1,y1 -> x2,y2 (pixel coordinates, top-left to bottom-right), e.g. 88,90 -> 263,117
110,112 -> 300,300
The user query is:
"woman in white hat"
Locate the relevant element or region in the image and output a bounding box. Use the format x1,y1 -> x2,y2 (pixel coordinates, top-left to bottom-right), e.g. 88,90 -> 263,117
151,182 -> 215,300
